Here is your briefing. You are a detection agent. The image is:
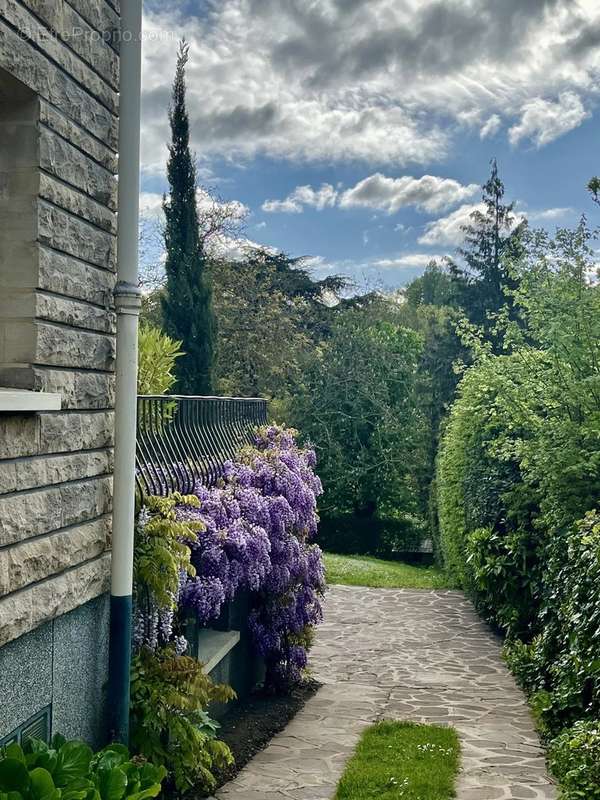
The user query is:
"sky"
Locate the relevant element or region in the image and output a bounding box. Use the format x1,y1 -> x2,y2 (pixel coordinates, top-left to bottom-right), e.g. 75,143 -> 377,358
139,0 -> 600,291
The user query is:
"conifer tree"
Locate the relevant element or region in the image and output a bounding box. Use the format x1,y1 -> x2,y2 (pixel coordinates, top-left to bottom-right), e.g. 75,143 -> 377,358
162,41 -> 215,394
449,159 -> 526,337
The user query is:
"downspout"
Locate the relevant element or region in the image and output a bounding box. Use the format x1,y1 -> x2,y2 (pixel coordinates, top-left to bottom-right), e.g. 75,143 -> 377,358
109,0 -> 143,744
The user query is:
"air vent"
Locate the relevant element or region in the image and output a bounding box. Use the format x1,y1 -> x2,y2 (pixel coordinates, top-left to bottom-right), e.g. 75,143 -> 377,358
0,706 -> 51,747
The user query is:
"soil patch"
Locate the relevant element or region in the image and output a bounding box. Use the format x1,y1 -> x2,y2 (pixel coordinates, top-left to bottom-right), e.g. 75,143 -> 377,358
215,679 -> 321,788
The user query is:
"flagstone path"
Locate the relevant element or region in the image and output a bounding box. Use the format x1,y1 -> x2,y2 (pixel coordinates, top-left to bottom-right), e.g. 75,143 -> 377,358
216,585 -> 557,800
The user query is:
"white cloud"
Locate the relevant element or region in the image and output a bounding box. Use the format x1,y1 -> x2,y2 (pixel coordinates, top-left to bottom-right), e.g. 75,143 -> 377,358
294,184 -> 338,210
139,188 -> 254,264
508,92 -> 590,147
262,183 -> 338,213
373,253 -> 440,269
340,173 -> 479,214
139,191 -> 164,217
527,206 -> 574,221
262,197 -> 303,214
418,203 -> 485,246
419,200 -> 571,248
480,114 -> 502,139
307,252 -> 441,293
215,235 -> 276,261
263,173 -> 480,218
140,2 -> 600,172
140,189 -> 248,222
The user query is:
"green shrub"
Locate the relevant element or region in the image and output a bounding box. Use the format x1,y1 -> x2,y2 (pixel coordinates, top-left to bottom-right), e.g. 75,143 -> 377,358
503,635 -> 547,697
293,312 -> 429,550
530,512 -> 600,730
548,721 -> 600,800
437,353 -> 543,634
131,495 -> 234,797
436,362 -> 493,587
137,325 -> 183,395
318,513 -> 426,559
437,228 -> 600,796
0,736 -> 166,800
466,525 -> 542,636
130,647 -> 235,797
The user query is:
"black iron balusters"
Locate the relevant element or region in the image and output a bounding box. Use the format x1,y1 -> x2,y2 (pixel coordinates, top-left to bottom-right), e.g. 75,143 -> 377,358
135,395 -> 268,499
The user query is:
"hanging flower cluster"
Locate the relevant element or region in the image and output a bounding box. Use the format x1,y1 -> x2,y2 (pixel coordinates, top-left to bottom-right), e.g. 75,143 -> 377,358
132,493 -> 202,656
178,424 -> 326,689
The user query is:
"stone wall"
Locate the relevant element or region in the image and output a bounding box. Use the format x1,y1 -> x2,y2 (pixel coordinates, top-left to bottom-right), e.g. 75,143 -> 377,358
0,594 -> 110,749
0,0 -> 119,741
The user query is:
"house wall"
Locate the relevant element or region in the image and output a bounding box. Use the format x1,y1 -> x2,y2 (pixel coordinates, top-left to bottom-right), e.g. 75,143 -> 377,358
0,0 -> 120,744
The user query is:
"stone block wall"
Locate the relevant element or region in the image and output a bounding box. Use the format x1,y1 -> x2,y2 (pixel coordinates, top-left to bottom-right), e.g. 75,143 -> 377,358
0,0 -> 119,743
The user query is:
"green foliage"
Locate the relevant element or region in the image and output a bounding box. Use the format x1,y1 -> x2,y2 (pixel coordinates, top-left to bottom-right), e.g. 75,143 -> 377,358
132,496 -> 234,796
293,309 -> 428,554
505,512 -> 600,732
0,737 -> 166,800
210,251 -> 311,401
404,261 -> 456,308
548,721 -> 600,800
134,494 -> 202,610
447,159 -> 526,341
161,42 -> 216,395
137,325 -> 183,396
437,220 -> 600,793
436,357 -> 511,590
334,721 -> 460,800
438,222 -> 600,631
466,525 -> 542,636
587,176 -> 600,207
130,647 -> 235,797
210,249 -> 347,405
403,266 -> 469,562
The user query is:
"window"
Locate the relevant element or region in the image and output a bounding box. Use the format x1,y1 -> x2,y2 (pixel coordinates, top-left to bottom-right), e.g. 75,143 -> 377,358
0,70 -> 58,411
0,706 -> 51,747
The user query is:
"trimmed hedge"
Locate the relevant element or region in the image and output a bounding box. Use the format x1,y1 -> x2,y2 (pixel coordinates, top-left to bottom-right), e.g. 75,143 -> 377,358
437,353 -> 543,637
548,720 -> 600,800
436,312 -> 600,798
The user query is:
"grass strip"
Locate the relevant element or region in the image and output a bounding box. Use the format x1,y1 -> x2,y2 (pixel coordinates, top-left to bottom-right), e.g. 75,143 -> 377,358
324,553 -> 454,589
335,720 -> 460,800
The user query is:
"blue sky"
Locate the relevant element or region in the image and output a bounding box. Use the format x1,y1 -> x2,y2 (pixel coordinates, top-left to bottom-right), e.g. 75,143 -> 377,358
139,0 -> 600,291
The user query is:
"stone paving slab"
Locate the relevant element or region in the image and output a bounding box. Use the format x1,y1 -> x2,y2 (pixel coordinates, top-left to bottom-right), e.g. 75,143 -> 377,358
216,585 -> 557,800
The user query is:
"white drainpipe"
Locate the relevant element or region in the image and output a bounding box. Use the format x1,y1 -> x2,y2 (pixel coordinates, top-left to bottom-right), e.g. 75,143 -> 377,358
109,0 -> 143,743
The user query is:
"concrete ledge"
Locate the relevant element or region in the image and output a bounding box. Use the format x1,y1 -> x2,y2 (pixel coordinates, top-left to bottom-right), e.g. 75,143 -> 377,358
0,389 -> 61,413
197,629 -> 241,675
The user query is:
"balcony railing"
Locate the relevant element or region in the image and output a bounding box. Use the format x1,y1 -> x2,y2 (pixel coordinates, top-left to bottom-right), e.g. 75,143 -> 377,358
136,395 -> 268,498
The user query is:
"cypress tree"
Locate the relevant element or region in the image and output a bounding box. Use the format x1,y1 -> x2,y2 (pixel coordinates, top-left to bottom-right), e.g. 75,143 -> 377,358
162,41 -> 215,394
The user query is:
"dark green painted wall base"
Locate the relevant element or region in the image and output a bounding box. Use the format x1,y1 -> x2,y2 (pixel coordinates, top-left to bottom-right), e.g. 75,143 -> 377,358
108,594 -> 132,744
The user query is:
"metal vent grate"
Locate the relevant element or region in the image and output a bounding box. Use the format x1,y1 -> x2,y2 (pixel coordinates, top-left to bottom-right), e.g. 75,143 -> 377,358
0,707 -> 51,747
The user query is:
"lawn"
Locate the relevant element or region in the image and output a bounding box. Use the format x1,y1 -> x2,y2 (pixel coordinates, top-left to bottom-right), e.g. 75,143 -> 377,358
335,721 -> 460,800
323,552 -> 454,590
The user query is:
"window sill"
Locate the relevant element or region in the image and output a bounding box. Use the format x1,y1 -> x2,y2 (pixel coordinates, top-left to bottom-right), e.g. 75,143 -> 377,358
0,388 -> 61,413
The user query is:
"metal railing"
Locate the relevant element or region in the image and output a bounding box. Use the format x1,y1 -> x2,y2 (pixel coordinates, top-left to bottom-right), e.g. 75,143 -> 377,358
136,395 -> 268,498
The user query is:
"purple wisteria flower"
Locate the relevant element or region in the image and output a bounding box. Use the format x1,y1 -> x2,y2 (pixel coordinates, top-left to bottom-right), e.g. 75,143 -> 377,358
180,424 -> 326,689
134,424 -> 326,691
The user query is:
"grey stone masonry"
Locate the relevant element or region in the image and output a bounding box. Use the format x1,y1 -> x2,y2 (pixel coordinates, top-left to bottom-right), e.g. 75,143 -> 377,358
0,0 -> 118,650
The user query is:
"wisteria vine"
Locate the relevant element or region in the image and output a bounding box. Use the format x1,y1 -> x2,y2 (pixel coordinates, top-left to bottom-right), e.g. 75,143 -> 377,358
134,425 -> 326,691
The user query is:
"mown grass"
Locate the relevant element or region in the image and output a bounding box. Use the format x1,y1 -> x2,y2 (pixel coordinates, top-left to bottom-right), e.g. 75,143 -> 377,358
323,552 -> 454,590
335,721 -> 460,800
